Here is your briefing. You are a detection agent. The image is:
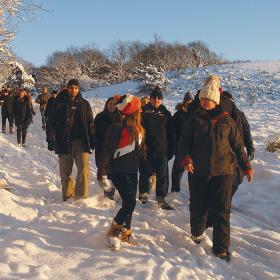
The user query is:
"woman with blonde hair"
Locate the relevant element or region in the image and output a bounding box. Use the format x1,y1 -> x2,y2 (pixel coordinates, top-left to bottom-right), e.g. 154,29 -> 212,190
97,94 -> 145,250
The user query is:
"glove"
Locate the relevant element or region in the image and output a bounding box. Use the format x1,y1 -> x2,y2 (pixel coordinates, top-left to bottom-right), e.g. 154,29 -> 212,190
48,142 -> 55,151
97,175 -> 113,192
247,148 -> 254,161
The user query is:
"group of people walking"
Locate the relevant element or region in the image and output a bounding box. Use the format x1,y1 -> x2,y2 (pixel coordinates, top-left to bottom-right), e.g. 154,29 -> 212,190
0,86 -> 35,146
1,74 -> 254,260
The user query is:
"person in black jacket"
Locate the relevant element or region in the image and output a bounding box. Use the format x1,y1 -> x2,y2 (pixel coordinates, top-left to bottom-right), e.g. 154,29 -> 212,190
0,86 -> 14,134
171,91 -> 193,193
46,79 -> 95,201
45,89 -> 58,122
97,94 -> 144,249
139,86 -> 174,210
179,75 -> 253,261
13,88 -> 33,146
94,96 -> 117,199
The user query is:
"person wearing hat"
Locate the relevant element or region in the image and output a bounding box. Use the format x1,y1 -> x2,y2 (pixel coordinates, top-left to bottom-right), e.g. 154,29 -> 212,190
171,91 -> 194,193
178,75 -> 253,261
46,79 -> 95,201
35,86 -> 50,130
97,94 -> 145,250
139,86 -> 174,210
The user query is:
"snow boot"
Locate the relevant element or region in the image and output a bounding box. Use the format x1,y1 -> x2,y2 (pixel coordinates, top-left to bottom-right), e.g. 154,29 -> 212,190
121,228 -> 138,246
191,233 -> 205,244
2,126 -> 6,133
157,197 -> 174,210
139,192 -> 148,204
104,189 -> 115,201
213,249 -> 231,262
107,221 -> 123,251
9,125 -> 13,134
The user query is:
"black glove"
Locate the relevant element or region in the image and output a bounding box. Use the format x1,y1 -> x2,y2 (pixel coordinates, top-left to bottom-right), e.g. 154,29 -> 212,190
247,148 -> 254,161
48,142 -> 55,151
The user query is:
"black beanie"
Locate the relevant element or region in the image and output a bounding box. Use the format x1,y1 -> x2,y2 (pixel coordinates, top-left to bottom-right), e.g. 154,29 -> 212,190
67,79 -> 80,88
150,86 -> 163,100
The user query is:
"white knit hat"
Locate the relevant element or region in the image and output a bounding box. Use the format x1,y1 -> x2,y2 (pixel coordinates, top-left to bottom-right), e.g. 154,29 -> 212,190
199,75 -> 221,105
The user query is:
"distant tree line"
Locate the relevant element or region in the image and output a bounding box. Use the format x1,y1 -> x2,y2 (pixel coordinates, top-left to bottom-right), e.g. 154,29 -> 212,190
31,38 -> 226,90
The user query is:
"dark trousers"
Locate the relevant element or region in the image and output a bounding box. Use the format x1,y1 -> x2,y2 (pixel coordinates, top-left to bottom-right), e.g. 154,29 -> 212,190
110,172 -> 138,229
188,174 -> 234,254
2,113 -> 13,131
16,125 -> 28,144
40,110 -> 46,127
139,152 -> 168,198
171,155 -> 184,192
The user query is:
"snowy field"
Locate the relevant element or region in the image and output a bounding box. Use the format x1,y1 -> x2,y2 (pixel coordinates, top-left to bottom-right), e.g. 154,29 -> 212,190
0,62 -> 279,279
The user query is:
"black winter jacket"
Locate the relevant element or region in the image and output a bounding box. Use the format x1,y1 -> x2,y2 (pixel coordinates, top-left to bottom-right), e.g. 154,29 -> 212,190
46,90 -> 95,155
234,109 -> 254,155
97,123 -> 145,178
44,97 -> 56,118
172,103 -> 191,145
142,103 -> 173,158
13,96 -> 32,126
94,110 -> 116,167
1,94 -> 14,116
179,106 -> 251,176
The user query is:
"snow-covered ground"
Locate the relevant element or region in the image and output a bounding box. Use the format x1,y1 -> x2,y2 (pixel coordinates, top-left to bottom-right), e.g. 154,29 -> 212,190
0,62 -> 279,280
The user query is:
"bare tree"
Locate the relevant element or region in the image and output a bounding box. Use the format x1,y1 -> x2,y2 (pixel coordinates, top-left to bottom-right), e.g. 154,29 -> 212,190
0,0 -> 43,61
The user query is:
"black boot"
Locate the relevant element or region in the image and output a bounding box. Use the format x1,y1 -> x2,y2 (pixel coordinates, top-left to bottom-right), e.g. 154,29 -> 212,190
157,197 -> 174,210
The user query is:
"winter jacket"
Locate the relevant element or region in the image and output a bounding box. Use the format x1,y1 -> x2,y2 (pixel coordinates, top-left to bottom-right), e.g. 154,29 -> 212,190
0,94 -> 14,116
179,106 -> 252,176
94,110 -> 116,167
35,93 -> 50,112
234,109 -> 254,156
46,90 -> 95,155
97,123 -> 145,178
172,103 -> 191,145
141,103 -> 174,158
13,96 -> 33,126
44,97 -> 56,118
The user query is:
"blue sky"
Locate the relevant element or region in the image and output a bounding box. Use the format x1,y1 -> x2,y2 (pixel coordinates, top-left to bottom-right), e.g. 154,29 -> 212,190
12,0 -> 280,66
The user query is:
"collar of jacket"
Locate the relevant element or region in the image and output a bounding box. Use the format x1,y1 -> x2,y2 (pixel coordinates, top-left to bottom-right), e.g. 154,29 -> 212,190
58,90 -> 82,102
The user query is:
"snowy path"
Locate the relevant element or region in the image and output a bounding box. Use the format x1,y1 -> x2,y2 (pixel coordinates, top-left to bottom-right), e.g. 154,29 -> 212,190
1,63 -> 280,279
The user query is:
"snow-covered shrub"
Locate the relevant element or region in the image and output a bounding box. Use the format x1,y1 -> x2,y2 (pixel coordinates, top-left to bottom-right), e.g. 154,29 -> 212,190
135,63 -> 171,94
266,138 -> 280,153
6,61 -> 37,95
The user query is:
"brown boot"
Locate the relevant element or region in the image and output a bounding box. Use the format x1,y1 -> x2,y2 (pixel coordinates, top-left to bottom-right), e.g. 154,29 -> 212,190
107,221 -> 123,238
121,228 -> 138,245
121,228 -> 132,242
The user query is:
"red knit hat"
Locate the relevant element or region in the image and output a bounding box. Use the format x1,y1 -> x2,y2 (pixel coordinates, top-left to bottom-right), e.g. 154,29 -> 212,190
116,94 -> 141,115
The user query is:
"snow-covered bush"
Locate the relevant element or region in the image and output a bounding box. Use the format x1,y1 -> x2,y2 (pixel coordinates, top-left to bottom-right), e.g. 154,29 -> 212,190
135,63 -> 172,94
6,61 -> 37,95
266,138 -> 280,152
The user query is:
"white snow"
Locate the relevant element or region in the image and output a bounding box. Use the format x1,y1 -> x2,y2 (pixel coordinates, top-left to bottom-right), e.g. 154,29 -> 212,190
0,61 -> 279,279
